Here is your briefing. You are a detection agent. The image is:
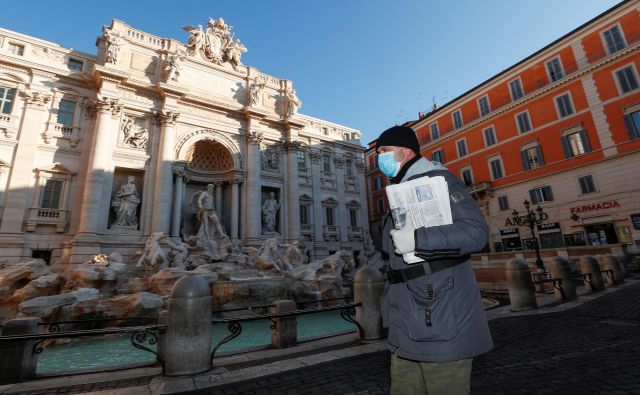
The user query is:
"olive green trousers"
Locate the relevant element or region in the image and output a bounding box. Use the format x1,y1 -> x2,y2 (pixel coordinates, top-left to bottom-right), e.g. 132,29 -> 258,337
390,351 -> 472,395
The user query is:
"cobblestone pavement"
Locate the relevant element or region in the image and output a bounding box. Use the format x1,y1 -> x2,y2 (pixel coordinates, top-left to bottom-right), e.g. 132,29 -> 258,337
192,281 -> 640,395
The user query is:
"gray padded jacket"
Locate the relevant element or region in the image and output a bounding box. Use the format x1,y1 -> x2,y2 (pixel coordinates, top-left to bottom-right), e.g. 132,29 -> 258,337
381,157 -> 493,362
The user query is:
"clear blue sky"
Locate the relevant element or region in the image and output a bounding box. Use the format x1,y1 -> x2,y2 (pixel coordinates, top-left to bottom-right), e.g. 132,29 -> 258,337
0,0 -> 623,144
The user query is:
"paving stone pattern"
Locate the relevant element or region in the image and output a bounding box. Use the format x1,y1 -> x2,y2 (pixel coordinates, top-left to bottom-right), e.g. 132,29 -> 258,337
198,283 -> 640,395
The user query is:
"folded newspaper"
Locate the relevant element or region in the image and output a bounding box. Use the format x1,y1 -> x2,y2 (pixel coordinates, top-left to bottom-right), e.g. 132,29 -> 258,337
386,175 -> 453,264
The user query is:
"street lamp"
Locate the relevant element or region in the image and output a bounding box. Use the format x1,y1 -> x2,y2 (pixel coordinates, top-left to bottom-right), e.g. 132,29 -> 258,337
511,199 -> 548,270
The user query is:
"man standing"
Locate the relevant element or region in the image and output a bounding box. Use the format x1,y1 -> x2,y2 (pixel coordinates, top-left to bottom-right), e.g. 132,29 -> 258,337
376,125 -> 492,394
261,191 -> 281,233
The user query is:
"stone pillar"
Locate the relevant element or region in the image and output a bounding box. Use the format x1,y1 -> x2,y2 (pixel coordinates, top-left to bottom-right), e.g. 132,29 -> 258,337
0,90 -> 51,239
244,130 -> 263,244
163,276 -> 212,376
599,254 -> 624,285
310,150 -> 325,245
354,266 -> 385,339
548,256 -> 576,300
0,317 -> 42,384
286,142 -> 301,242
151,111 -> 179,233
230,177 -> 241,241
356,160 -> 369,237
334,157 -> 348,243
505,258 -> 537,311
72,97 -> 121,263
215,181 -> 223,222
270,300 -> 297,348
170,169 -> 184,237
579,255 -> 604,293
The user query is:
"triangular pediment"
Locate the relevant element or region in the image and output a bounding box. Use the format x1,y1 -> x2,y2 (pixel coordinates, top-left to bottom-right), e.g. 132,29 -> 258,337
37,162 -> 74,175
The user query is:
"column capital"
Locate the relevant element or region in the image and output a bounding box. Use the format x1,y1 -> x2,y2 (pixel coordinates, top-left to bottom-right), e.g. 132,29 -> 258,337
230,176 -> 244,184
154,110 -> 180,126
246,131 -> 264,145
333,157 -> 345,169
356,160 -> 365,173
310,150 -> 321,164
214,180 -> 224,187
282,140 -> 303,152
21,89 -> 51,108
173,168 -> 185,177
85,96 -> 122,118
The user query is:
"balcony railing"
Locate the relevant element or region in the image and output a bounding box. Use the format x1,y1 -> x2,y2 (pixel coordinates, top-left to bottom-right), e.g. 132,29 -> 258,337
26,207 -> 68,232
300,224 -> 313,233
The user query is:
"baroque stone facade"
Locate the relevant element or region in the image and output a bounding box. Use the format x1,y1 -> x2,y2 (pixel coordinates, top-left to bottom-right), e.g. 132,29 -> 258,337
0,19 -> 368,265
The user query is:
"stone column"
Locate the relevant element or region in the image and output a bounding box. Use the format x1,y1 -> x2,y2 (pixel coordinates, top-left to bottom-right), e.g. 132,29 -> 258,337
0,90 -> 51,240
76,97 -> 121,236
356,160 -> 369,237
170,168 -> 184,237
285,142 -> 301,242
334,156 -> 348,243
310,150 -> 325,244
151,111 -> 179,234
230,177 -> 241,241
244,130 -> 263,245
215,181 -> 223,222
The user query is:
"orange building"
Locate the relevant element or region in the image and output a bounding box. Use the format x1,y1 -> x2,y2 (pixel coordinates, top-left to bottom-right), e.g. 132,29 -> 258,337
366,0 -> 640,253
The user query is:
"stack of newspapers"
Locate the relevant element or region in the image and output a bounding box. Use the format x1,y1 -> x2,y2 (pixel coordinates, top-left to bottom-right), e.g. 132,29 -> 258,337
385,175 -> 453,264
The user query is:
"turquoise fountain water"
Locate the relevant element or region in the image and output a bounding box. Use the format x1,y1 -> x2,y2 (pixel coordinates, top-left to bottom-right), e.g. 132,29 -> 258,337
37,310 -> 356,373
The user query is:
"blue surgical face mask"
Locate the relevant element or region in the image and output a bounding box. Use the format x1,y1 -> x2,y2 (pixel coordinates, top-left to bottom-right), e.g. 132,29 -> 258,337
377,151 -> 400,178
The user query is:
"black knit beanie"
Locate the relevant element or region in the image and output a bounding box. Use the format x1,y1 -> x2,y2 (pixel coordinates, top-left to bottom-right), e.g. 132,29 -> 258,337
375,125 -> 420,155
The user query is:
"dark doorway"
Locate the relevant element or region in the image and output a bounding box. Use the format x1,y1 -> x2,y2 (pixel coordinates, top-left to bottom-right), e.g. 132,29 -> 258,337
32,250 -> 52,265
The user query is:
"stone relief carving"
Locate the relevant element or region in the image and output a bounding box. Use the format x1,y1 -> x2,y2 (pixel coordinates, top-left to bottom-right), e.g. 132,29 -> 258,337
86,97 -> 122,118
121,115 -> 149,149
261,146 -> 279,171
31,46 -> 65,63
182,17 -> 247,70
164,51 -> 185,83
103,26 -> 123,65
154,110 -> 180,126
111,175 -> 141,229
246,130 -> 263,145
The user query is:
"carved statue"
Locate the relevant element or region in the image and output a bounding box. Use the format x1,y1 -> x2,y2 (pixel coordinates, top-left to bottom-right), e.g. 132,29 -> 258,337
182,24 -> 205,55
195,184 -> 225,241
261,192 -> 280,233
285,251 -> 354,287
103,27 -> 122,65
286,87 -> 301,117
135,232 -> 171,272
249,77 -> 266,106
243,238 -> 283,273
164,51 -> 184,82
121,116 -> 148,149
279,240 -> 307,271
224,39 -> 247,69
111,176 -> 141,228
182,17 -> 248,68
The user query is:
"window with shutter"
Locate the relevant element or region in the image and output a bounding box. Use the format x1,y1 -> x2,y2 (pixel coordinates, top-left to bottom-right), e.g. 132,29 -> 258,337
615,65 -> 639,94
624,111 -> 640,139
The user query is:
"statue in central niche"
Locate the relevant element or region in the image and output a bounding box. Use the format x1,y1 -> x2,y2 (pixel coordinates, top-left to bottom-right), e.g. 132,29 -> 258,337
195,184 -> 225,241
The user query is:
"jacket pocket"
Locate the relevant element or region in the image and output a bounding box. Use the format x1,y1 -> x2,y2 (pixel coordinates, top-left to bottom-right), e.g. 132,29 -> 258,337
405,275 -> 456,342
